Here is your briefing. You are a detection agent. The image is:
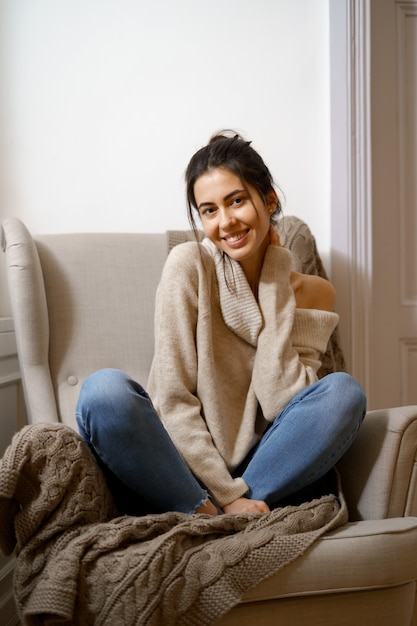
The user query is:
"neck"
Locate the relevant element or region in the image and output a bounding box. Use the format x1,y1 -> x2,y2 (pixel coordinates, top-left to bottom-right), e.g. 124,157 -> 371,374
240,234 -> 270,299
238,259 -> 261,301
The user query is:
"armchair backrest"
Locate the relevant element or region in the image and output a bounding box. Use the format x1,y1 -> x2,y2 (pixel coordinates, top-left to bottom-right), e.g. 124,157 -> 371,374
2,216 -> 344,431
2,218 -> 167,429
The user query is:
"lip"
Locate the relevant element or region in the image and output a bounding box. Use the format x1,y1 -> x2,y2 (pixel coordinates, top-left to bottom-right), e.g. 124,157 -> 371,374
222,229 -> 250,249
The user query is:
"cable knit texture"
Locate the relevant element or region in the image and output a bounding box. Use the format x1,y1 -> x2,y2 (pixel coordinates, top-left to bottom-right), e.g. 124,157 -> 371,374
0,424 -> 347,625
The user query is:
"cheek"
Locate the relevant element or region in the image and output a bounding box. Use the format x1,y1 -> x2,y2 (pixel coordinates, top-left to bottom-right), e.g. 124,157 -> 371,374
200,220 -> 215,240
257,208 -> 271,235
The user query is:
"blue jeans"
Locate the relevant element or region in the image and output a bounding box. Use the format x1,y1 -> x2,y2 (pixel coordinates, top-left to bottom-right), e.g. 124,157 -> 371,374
75,369 -> 366,515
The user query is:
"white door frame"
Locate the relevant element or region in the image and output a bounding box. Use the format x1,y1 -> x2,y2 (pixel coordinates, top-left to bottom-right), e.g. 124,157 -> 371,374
330,0 -> 373,403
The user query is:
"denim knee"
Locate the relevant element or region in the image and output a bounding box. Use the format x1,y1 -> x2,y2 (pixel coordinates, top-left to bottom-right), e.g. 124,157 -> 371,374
76,368 -> 145,439
78,368 -> 131,403
322,372 -> 367,425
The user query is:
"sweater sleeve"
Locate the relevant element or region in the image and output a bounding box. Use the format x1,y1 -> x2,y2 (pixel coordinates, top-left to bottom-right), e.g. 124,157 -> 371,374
147,244 -> 248,508
252,246 -> 339,421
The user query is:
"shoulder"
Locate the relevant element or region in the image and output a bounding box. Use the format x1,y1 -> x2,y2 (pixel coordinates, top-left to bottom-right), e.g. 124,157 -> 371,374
167,241 -> 205,263
158,242 -> 215,302
163,242 -> 212,275
290,271 -> 336,312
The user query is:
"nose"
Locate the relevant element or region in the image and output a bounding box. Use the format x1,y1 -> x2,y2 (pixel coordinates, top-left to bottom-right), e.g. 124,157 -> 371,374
219,208 -> 236,231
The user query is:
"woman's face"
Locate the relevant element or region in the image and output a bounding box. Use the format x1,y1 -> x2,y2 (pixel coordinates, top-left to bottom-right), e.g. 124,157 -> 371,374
193,167 -> 276,281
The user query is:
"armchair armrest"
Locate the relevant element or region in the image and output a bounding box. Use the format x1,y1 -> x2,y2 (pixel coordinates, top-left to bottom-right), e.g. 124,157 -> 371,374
2,218 -> 58,425
337,405 -> 417,521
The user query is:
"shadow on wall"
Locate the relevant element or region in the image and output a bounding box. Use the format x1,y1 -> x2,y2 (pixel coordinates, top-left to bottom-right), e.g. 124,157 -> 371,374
331,246 -> 371,406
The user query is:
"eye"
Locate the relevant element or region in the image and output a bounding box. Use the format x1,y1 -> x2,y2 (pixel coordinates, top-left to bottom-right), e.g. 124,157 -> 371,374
232,196 -> 243,206
200,206 -> 216,217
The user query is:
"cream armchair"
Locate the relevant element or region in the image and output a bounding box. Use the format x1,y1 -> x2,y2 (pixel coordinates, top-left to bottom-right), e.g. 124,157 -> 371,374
2,216 -> 417,625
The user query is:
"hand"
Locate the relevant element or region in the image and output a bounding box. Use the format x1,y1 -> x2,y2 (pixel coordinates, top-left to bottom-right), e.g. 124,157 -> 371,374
222,497 -> 270,515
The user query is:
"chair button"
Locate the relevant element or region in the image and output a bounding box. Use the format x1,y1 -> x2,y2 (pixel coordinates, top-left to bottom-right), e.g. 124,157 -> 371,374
67,376 -> 79,386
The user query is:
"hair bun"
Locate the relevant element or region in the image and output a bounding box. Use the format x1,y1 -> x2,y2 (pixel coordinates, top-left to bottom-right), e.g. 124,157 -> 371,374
208,129 -> 245,145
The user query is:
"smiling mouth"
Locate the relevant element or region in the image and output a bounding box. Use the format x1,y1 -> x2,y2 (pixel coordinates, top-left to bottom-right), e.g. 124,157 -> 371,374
223,230 -> 249,243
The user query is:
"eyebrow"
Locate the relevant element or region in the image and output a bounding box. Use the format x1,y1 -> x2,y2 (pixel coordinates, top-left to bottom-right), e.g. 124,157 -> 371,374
197,188 -> 246,211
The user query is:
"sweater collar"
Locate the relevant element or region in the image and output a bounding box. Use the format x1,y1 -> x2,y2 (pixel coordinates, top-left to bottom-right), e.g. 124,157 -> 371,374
202,239 -> 262,346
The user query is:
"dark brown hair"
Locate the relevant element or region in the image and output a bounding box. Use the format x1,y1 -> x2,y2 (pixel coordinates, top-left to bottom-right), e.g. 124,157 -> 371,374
185,130 -> 282,235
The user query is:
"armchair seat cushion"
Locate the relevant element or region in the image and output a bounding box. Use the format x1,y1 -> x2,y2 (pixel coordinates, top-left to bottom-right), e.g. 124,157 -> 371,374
242,517 -> 417,600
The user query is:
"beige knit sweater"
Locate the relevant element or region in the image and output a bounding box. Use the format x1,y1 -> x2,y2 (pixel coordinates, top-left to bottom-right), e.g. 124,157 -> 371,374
147,241 -> 339,508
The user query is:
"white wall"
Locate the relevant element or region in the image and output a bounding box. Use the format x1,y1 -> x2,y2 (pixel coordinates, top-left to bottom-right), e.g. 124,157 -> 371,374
0,0 -> 330,317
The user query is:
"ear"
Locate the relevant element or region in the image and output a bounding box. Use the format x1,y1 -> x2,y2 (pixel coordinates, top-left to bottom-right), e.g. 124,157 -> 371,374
266,189 -> 279,215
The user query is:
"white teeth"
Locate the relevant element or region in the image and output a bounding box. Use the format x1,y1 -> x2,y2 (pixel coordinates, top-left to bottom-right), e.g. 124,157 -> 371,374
226,232 -> 245,243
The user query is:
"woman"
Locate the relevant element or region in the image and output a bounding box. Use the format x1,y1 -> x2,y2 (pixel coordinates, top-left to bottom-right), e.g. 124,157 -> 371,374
76,131 -> 366,516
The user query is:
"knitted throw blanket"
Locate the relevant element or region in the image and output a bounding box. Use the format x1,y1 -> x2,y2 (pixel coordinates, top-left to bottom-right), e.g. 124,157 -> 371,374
0,424 -> 347,625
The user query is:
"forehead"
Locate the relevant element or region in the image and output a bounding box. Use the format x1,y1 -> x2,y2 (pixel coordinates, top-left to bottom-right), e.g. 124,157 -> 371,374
194,168 -> 244,200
